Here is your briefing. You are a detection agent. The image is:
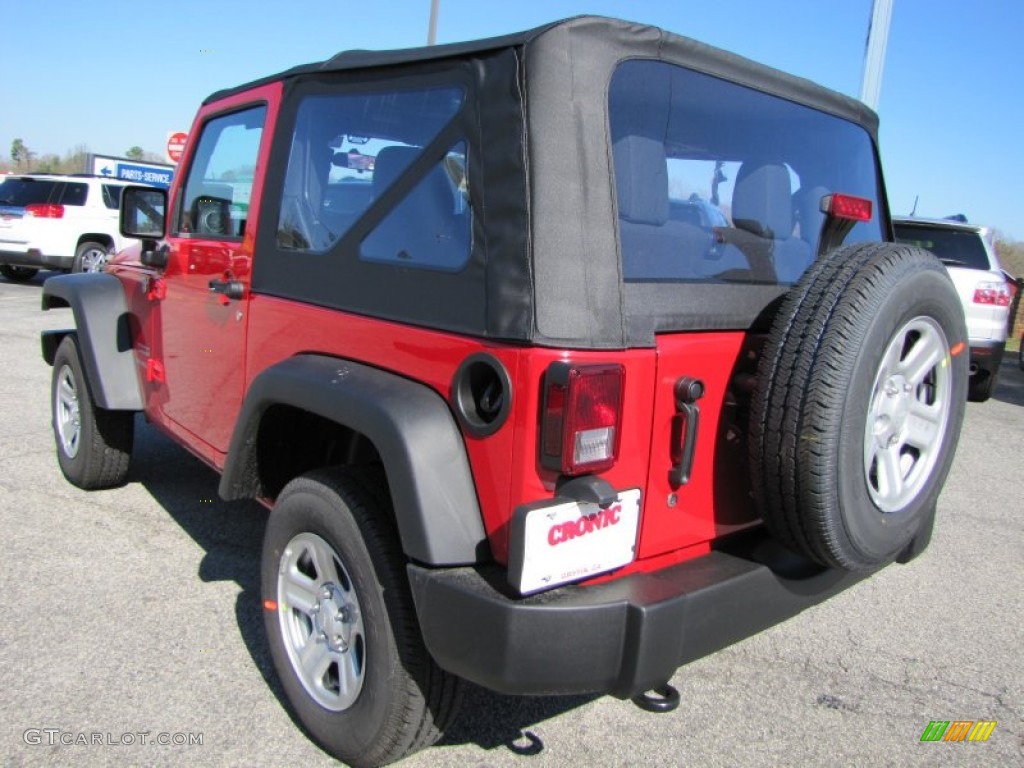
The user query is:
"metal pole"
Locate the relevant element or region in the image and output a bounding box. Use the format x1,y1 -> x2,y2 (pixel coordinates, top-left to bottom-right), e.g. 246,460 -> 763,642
428,0 -> 439,46
860,0 -> 895,110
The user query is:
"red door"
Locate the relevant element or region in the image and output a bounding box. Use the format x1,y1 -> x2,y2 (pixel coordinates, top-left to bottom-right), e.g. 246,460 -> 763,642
152,89 -> 278,455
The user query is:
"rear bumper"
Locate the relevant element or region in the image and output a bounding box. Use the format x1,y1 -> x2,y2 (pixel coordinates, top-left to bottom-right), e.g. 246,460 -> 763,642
408,530 -> 872,699
969,339 -> 1006,374
0,247 -> 73,270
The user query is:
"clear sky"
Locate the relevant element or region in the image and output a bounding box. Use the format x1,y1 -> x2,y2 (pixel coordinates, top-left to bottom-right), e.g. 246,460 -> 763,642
1,0 -> 1020,238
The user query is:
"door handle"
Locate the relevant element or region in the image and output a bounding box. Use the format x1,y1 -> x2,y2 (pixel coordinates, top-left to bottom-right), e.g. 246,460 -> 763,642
669,377 -> 704,487
208,278 -> 245,301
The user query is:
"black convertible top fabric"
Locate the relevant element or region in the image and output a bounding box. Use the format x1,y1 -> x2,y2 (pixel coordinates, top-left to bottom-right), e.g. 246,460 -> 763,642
212,16 -> 882,348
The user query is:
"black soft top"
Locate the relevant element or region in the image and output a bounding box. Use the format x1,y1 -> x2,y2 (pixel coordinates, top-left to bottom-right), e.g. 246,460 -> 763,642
206,16 -> 876,136
230,17 -> 884,348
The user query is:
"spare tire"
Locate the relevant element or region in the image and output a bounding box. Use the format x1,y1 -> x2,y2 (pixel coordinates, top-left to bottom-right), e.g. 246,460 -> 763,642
749,242 -> 968,571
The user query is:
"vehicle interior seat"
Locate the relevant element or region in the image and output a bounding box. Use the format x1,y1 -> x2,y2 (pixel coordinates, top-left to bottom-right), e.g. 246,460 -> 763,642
705,160 -> 813,283
361,146 -> 469,269
614,135 -> 709,280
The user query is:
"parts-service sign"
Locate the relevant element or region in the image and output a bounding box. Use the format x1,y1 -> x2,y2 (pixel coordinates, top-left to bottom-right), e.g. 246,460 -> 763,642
511,489 -> 641,594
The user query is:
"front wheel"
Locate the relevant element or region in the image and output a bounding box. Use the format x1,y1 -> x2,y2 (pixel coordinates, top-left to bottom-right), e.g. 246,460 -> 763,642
51,335 -> 134,488
262,469 -> 461,768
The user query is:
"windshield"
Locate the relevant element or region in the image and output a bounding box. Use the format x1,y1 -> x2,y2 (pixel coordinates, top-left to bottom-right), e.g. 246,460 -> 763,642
610,60 -> 884,287
893,223 -> 992,271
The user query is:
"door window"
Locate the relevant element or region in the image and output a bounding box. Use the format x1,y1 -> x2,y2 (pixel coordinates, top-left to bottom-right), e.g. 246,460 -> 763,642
177,105 -> 267,238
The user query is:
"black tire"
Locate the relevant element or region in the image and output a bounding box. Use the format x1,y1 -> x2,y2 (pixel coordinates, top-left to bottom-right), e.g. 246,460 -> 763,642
72,241 -> 110,273
51,335 -> 134,489
0,264 -> 39,282
967,368 -> 997,402
262,468 -> 461,768
750,243 -> 968,571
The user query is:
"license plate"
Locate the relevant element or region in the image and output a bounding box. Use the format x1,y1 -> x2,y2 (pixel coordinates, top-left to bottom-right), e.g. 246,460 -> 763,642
508,488 -> 641,595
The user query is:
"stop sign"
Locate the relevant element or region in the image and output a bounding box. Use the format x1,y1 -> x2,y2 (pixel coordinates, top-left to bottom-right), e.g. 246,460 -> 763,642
166,131 -> 188,164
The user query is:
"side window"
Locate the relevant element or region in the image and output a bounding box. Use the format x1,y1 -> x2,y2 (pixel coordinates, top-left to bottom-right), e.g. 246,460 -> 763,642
101,185 -> 123,210
276,86 -> 466,259
60,183 -> 88,207
177,105 -> 266,238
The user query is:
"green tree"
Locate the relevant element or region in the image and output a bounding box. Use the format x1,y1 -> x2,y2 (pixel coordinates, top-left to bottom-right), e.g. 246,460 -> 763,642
11,138 -> 29,170
126,146 -> 145,160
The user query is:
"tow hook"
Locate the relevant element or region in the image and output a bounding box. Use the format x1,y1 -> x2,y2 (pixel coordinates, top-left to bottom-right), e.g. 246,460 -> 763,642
632,683 -> 680,713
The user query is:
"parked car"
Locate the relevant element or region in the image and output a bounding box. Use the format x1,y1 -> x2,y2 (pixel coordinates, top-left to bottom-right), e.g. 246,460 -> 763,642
0,174 -> 144,281
893,216 -> 1011,401
40,16 -> 968,767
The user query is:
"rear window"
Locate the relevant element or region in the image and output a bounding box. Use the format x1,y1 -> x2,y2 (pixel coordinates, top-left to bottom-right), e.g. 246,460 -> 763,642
893,224 -> 992,271
0,178 -> 59,207
609,60 -> 884,287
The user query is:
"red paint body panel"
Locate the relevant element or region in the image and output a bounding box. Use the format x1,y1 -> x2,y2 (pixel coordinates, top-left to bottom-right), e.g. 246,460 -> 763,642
638,332 -> 760,558
245,295 -> 522,558
111,83 -> 282,462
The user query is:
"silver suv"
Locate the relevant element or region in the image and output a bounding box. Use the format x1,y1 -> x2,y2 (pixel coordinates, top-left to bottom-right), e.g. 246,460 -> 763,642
0,174 -> 141,282
893,216 -> 1011,401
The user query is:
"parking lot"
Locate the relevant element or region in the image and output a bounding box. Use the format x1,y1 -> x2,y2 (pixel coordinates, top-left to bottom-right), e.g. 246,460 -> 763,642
1,272 -> 1021,767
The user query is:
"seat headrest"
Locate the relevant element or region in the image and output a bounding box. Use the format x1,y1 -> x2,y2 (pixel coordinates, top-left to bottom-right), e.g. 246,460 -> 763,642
732,162 -> 793,239
613,136 -> 669,226
373,146 -> 420,195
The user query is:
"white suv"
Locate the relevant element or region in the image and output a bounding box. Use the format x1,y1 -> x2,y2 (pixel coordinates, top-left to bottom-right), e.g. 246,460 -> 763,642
893,216 -> 1011,401
0,174 -> 144,281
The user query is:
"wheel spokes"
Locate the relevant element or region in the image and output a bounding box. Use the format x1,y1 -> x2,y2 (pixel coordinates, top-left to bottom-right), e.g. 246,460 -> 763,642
898,329 -> 943,387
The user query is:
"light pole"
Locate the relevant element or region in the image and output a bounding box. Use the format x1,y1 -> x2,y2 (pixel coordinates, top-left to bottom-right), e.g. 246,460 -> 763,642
428,0 -> 440,45
860,0 -> 894,110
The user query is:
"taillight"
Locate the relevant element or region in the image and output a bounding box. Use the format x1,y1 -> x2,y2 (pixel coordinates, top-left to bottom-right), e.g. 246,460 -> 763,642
25,203 -> 64,219
540,362 -> 624,475
821,193 -> 872,222
973,281 -> 1011,306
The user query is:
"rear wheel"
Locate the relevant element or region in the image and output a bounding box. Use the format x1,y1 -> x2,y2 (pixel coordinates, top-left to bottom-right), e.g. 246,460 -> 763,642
72,241 -> 110,273
750,243 -> 968,570
967,366 -> 998,402
262,468 -> 461,768
51,335 -> 134,489
0,264 -> 38,282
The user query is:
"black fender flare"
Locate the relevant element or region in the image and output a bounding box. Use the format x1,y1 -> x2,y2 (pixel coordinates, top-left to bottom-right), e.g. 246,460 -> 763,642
40,273 -> 143,411
220,354 -> 488,565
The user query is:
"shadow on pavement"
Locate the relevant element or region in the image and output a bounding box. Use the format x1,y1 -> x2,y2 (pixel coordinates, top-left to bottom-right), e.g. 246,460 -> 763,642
127,421 -> 599,760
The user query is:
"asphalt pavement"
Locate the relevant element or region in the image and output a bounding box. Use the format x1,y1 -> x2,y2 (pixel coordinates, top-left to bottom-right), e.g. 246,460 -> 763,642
1,272 -> 1021,767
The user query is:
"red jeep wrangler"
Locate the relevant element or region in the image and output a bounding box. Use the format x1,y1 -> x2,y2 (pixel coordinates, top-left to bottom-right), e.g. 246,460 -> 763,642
41,16 -> 967,767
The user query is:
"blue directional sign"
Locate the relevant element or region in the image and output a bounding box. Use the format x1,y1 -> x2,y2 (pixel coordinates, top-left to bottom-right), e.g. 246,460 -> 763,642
90,154 -> 174,189
115,162 -> 174,188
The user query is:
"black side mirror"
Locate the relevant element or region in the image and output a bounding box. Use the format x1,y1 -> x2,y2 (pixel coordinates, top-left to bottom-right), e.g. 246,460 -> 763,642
120,186 -> 167,239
